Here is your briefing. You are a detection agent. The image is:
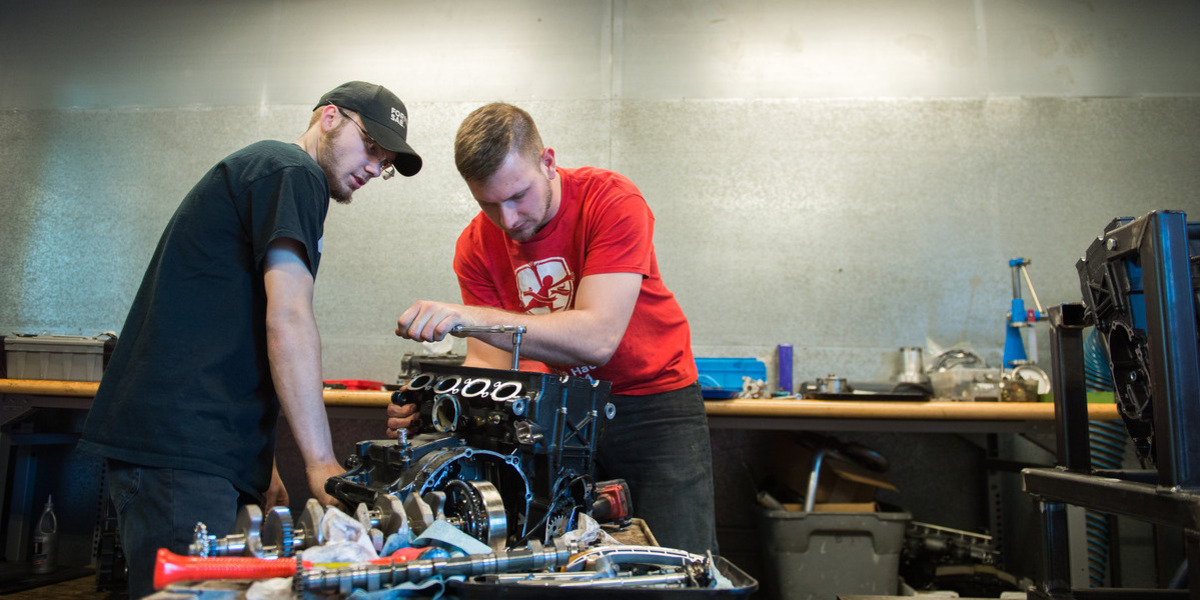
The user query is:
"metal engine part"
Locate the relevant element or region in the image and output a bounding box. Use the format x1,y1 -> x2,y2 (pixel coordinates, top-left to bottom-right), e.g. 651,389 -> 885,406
292,538 -> 711,594
327,363 -> 616,549
443,480 -> 507,552
899,521 -> 1010,594
188,504 -> 268,558
190,495 -> 399,559
904,521 -> 998,565
1077,213 -> 1200,467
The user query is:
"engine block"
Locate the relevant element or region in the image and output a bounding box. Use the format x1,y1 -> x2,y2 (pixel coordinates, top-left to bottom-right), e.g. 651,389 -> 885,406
326,363 -> 615,547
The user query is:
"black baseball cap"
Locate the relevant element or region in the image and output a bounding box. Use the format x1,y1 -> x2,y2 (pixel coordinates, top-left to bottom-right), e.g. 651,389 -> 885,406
317,81 -> 422,177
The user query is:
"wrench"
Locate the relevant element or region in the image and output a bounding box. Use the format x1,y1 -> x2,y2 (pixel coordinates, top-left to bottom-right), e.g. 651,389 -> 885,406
450,325 -> 526,371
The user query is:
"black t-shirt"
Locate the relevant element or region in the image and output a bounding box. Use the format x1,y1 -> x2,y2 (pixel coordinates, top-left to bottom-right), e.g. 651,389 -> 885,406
79,140 -> 329,499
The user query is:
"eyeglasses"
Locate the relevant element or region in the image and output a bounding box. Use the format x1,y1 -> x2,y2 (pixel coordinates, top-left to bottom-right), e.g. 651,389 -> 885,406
334,106 -> 396,180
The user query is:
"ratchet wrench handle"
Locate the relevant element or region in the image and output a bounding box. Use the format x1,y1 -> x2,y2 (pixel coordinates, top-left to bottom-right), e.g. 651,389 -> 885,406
449,325 -> 526,371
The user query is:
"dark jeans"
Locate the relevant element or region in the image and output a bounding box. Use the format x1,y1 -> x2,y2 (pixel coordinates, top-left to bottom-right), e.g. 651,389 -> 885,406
107,459 -> 246,599
595,381 -> 719,555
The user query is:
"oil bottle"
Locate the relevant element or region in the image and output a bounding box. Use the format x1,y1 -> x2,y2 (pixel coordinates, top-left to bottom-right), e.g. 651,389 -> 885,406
31,495 -> 57,575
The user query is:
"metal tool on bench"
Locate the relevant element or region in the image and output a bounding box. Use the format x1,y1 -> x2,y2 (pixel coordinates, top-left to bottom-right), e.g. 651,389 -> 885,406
291,538 -> 712,594
156,545 -> 449,589
466,545 -> 715,588
160,542 -> 715,593
1004,257 -> 1048,368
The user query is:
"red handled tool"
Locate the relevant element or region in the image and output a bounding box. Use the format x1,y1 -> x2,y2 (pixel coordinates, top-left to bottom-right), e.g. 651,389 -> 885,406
154,545 -> 439,589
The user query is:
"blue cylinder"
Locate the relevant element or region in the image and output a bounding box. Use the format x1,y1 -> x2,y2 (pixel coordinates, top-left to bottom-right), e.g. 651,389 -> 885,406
777,344 -> 794,394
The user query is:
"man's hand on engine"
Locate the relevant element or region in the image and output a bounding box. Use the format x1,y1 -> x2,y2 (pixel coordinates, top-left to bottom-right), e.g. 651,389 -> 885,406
386,402 -> 419,438
307,460 -> 347,509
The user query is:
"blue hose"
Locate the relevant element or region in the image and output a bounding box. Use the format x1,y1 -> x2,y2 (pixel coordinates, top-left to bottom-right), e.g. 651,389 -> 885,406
1084,327 -> 1113,393
1083,328 -> 1128,588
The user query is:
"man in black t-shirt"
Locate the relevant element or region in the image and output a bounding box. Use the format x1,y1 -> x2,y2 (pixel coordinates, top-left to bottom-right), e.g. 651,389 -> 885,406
78,81 -> 421,599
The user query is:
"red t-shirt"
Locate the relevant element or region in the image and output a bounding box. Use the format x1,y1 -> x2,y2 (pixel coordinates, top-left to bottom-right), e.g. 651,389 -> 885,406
454,166 -> 697,395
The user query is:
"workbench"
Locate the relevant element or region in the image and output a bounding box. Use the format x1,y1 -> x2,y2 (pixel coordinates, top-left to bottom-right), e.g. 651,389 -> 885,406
0,377 -> 1120,432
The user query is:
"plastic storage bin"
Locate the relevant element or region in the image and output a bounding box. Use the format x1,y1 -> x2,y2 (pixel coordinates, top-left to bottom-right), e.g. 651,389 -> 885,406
695,357 -> 767,399
928,368 -> 1000,400
4,334 -> 113,381
757,508 -> 910,600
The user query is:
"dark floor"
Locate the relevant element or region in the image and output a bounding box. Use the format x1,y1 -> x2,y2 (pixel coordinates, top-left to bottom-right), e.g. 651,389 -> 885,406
2,575 -> 117,600
0,561 -> 118,599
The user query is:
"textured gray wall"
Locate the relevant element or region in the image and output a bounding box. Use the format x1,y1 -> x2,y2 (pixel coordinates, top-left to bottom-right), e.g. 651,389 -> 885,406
3,0 -> 1199,383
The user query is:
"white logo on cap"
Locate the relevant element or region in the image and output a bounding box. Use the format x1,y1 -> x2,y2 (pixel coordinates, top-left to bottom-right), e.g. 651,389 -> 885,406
391,107 -> 406,129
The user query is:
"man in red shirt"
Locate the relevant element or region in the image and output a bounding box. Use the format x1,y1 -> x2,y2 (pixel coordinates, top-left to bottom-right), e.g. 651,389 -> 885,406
389,102 -> 717,555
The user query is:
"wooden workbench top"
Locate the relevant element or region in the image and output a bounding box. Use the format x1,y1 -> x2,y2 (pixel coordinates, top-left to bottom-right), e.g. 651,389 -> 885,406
1,378 -> 1120,421
704,396 -> 1118,420
0,377 -> 392,404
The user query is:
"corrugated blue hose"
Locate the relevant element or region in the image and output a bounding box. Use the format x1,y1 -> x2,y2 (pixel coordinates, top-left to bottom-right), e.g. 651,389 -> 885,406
1084,328 -> 1128,588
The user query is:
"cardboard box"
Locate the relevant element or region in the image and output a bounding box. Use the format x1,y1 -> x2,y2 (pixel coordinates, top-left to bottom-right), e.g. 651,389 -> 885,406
766,435 -> 895,512
781,501 -> 879,513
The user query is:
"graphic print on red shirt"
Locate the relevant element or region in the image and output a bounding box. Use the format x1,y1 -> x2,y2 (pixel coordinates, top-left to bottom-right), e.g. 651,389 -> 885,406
516,257 -> 574,313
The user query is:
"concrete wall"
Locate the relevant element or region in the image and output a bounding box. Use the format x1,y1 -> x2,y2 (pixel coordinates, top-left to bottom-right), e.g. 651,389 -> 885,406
4,0 -> 1198,383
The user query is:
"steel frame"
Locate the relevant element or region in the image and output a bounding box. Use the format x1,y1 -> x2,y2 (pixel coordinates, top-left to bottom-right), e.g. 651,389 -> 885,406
1023,210 -> 1200,600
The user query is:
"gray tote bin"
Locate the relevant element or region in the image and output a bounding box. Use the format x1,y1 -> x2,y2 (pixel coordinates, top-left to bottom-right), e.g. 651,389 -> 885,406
757,508 -> 910,600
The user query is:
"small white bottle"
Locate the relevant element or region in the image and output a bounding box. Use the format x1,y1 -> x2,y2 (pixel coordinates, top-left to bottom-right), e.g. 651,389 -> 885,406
31,495 -> 58,575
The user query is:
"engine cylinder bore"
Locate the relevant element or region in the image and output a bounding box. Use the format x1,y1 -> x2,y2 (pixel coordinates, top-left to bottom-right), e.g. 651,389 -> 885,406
490,381 -> 524,402
432,394 -> 461,432
407,372 -> 436,391
461,378 -> 492,398
434,375 -> 462,394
